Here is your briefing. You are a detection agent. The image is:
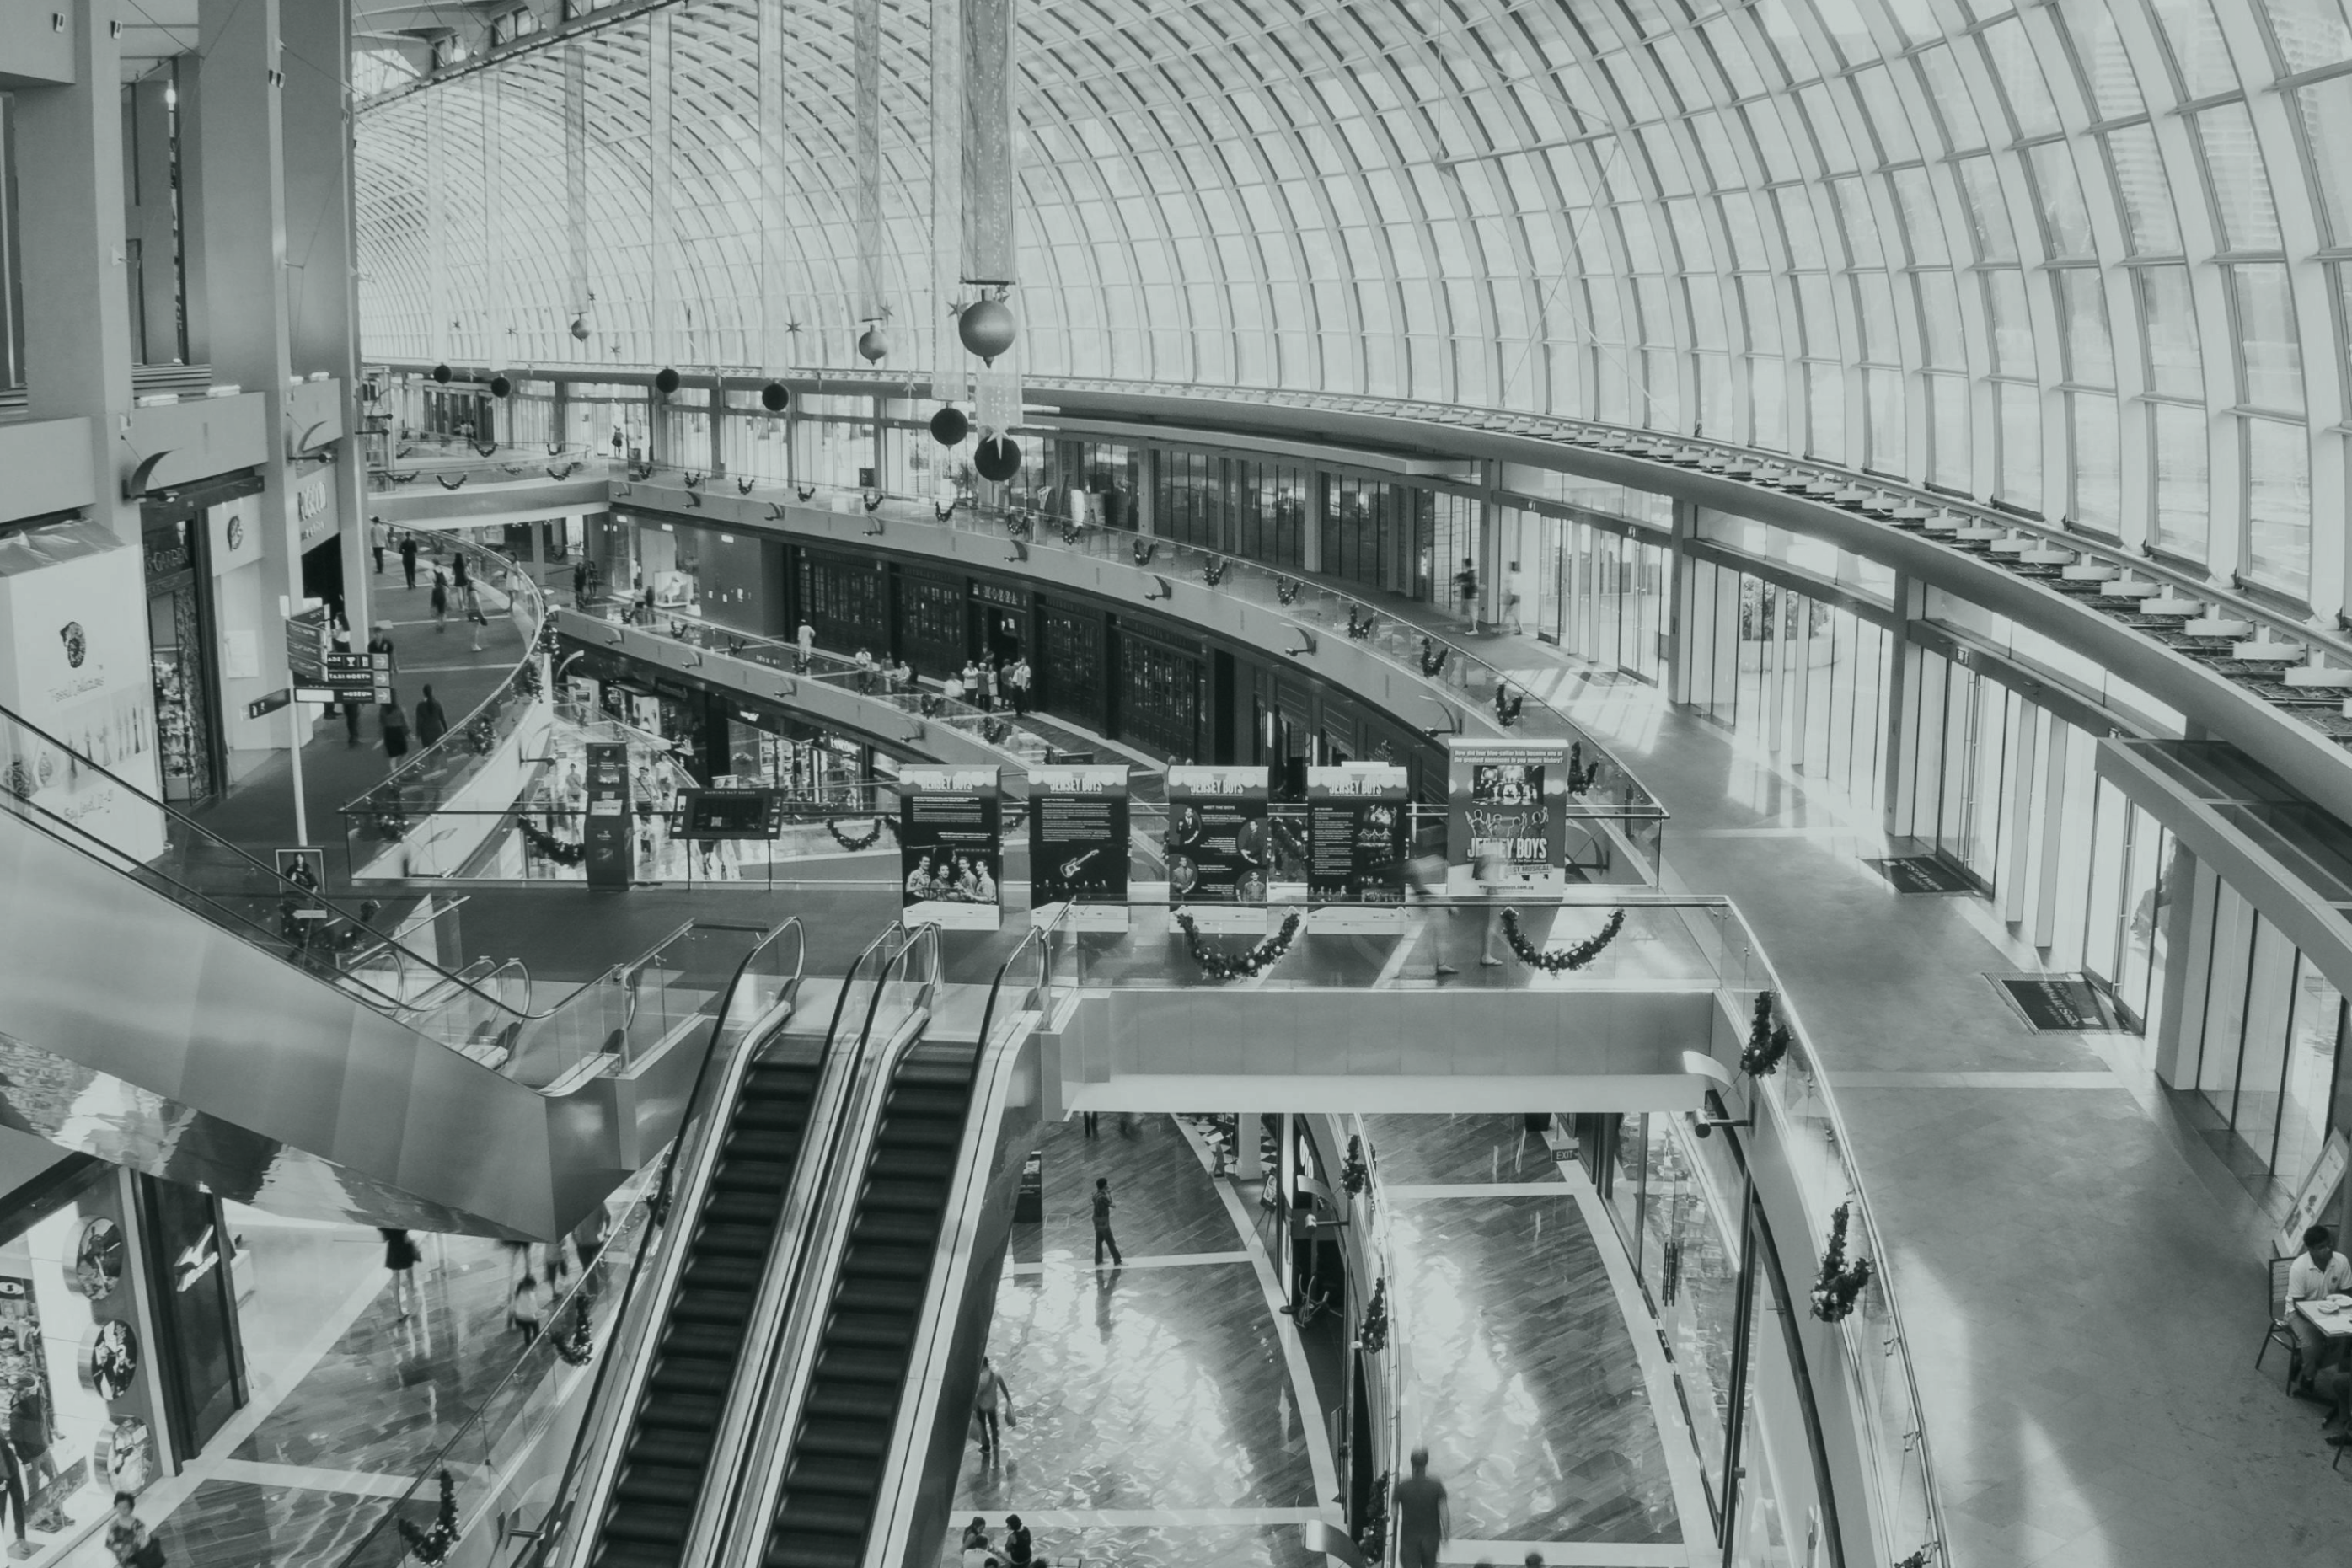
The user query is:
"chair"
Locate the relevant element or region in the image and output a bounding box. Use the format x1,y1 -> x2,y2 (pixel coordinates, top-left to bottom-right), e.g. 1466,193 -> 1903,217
2259,1255 -> 2305,1389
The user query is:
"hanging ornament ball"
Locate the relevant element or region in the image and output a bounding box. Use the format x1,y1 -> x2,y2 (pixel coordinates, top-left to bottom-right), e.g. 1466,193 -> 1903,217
569,317 -> 591,342
958,297 -> 1018,365
930,406 -> 970,447
974,434 -> 1022,483
654,367 -> 681,395
857,325 -> 891,364
431,364 -> 452,384
489,375 -> 512,399
760,381 -> 790,413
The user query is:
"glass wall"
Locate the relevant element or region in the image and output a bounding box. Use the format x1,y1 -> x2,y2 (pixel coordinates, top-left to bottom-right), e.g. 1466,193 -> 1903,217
1680,557 -> 1893,813
1520,514 -> 1669,682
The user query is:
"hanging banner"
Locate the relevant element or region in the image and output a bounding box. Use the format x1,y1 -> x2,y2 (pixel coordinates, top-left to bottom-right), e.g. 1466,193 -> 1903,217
1029,765 -> 1128,928
1307,763 -> 1407,930
583,741 -> 632,890
930,0 -> 967,400
1445,737 -> 1568,880
852,0 -> 885,326
900,768 -> 1003,930
959,0 -> 1019,285
1165,765 -> 1271,931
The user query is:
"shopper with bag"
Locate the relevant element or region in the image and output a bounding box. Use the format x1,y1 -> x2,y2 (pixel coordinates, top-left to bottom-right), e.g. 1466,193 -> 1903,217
973,1355 -> 1015,1460
105,1490 -> 163,1566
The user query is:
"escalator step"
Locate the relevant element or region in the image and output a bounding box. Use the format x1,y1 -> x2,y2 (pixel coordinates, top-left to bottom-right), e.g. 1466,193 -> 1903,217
622,1426 -> 715,1470
792,1418 -> 890,1460
812,1344 -> 909,1383
681,1254 -> 765,1293
611,1458 -> 706,1508
644,1355 -> 734,1396
836,1243 -> 934,1281
663,1320 -> 749,1362
672,1289 -> 755,1327
772,1494 -> 876,1539
832,1279 -> 918,1316
697,1217 -> 784,1256
860,1177 -> 946,1212
803,1383 -> 904,1421
712,1157 -> 794,1190
638,1391 -> 726,1432
600,1503 -> 694,1546
825,1315 -> 917,1351
765,1536 -> 866,1568
785,1453 -> 885,1497
597,1544 -> 687,1568
850,1211 -> 946,1247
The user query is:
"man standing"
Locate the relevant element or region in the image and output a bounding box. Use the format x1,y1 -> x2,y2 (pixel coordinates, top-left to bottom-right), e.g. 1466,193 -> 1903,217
399,532 -> 421,590
414,685 -> 450,749
1091,1177 -> 1122,1266
1393,1448 -> 1449,1568
1453,558 -> 1479,630
370,516 -> 390,575
2289,1223 -> 2352,1393
1008,656 -> 1032,716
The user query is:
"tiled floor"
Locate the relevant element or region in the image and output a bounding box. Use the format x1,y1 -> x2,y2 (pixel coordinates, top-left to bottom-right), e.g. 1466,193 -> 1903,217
1369,1116 -> 1685,1549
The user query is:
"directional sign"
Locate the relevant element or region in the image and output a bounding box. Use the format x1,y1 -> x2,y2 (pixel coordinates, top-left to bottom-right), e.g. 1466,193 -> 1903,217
246,688 -> 292,720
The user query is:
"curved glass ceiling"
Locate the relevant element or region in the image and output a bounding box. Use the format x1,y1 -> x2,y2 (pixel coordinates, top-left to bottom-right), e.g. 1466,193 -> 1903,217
354,0 -> 2352,611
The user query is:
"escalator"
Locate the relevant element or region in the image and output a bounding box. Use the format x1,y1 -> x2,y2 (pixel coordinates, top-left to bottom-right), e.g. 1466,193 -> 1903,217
553,923 -> 913,1568
590,1045 -> 826,1568
0,696 -> 763,1238
763,1036 -> 983,1568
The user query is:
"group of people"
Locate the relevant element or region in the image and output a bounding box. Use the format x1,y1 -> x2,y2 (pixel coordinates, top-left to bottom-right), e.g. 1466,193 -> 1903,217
957,1511 -> 1032,1568
904,852 -> 997,905
939,656 -> 1033,714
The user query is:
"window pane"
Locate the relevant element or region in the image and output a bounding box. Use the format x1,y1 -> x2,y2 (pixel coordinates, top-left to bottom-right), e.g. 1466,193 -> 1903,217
1982,19 -> 2064,140
1929,373 -> 1972,490
2197,104 -> 2283,252
1866,366 -> 1906,474
2031,143 -> 2096,260
2056,0 -> 2149,121
2107,126 -> 2181,255
2293,76 -> 2352,247
2151,404 -> 2211,559
1956,155 -> 2017,263
2151,0 -> 2241,99
1998,382 -> 2043,507
2069,393 -> 2119,533
2261,0 -> 2352,73
2056,270 -> 2114,388
2244,418 -> 2311,599
2231,263 -> 2304,415
1985,269 -> 2035,376
2140,265 -> 2205,399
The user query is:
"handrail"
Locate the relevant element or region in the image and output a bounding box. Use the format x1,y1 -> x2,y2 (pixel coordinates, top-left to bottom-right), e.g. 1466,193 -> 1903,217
521,917 -> 807,1568
975,913 -> 1054,1047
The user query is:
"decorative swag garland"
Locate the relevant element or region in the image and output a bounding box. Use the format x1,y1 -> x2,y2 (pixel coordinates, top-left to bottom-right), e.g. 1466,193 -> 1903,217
520,819 -> 586,867
1277,577 -> 1302,606
1497,907 -> 1626,971
1417,638 -> 1449,677
1809,1202 -> 1875,1324
824,816 -> 892,852
552,1302 -> 596,1367
1742,992 -> 1792,1078
1174,909 -> 1303,981
1203,557 -> 1230,587
396,1469 -> 460,1565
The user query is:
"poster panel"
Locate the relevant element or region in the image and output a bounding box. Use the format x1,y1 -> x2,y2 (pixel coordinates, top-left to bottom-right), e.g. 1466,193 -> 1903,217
1445,737 -> 1568,877
583,742 -> 632,890
1307,763 -> 1407,932
1029,765 -> 1129,928
900,768 -> 1004,930
1165,765 -> 1271,932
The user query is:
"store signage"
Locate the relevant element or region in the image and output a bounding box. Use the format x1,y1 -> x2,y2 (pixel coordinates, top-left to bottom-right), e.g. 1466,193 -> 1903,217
583,742 -> 632,890
290,650 -> 389,708
1165,765 -> 1272,930
290,470 -> 335,542
1029,765 -> 1129,926
208,500 -> 262,576
2276,1131 -> 2349,1262
1991,974 -> 2114,1031
141,522 -> 190,580
971,580 -> 1026,611
1306,763 -> 1407,930
1444,737 -> 1567,876
898,768 -> 1003,931
171,1227 -> 222,1292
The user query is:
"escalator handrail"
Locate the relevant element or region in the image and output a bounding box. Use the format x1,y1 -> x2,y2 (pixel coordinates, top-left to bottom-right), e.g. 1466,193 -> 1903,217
974,907 -> 1061,1049
0,694 -> 550,1025
529,917 -> 807,1568
704,926 -> 944,1568
865,944 -> 1058,1568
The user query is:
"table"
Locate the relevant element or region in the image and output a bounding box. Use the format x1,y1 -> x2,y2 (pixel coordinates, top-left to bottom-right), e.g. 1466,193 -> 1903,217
2295,1296 -> 2352,1343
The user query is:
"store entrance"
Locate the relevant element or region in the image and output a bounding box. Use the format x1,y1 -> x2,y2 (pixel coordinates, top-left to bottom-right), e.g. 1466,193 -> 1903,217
142,516 -> 223,805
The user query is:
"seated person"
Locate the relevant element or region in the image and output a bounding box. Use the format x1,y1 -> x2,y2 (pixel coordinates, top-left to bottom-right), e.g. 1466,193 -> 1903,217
2288,1223 -> 2352,1393
2315,1359 -> 2352,1446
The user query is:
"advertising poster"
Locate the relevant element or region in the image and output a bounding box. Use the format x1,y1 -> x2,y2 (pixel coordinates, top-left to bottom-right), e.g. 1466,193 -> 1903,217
1307,763 -> 1407,930
1165,766 -> 1272,931
1029,765 -> 1130,928
899,768 -> 1004,931
583,741 -> 633,890
1445,737 -> 1568,880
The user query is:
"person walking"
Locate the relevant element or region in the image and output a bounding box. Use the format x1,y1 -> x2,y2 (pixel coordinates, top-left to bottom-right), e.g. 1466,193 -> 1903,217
510,1266 -> 546,1347
1082,1110 -> 1099,1138
451,551 -> 470,593
1091,1176 -> 1122,1266
973,1355 -> 1015,1460
378,1228 -> 421,1319
367,625 -> 398,677
573,558 -> 590,606
975,660 -> 995,712
1008,656 -> 1032,716
0,1430 -> 28,1560
430,570 -> 449,632
370,516 -> 389,575
1504,560 -> 1525,634
796,618 -> 816,672
1473,847 -> 1508,969
380,692 -> 410,767
413,685 -> 449,748
399,532 -> 420,590
1453,557 -> 1480,629
1393,1448 -> 1449,1568
463,581 -> 488,650
104,1490 -> 161,1567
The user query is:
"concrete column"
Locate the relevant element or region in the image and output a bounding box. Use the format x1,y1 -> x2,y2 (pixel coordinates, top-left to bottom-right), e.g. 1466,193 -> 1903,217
174,56 -> 208,362
1475,465 -> 1505,634
14,0 -> 137,543
196,0 -> 297,755
1879,574 -> 1918,838
1663,499 -> 1696,706
281,0 -> 369,638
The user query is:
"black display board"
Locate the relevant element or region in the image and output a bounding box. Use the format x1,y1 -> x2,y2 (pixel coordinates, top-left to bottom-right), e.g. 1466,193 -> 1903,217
1165,766 -> 1271,918
583,742 -> 632,890
1028,765 -> 1129,906
1306,763 -> 1408,902
898,768 -> 1003,929
680,789 -> 784,839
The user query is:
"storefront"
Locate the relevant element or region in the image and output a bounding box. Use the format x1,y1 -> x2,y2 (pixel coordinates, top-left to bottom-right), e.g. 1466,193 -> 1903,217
1497,506 -> 1671,681
1113,623 -> 1207,763
138,510 -> 224,805
0,1151 -> 177,1568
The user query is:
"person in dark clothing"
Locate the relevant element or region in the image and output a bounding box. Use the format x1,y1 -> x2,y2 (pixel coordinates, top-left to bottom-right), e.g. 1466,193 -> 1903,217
431,571 -> 449,632
413,685 -> 449,748
1394,1448 -> 1449,1568
381,693 -> 410,763
399,533 -> 420,589
1091,1177 -> 1122,1266
379,1228 -> 421,1319
452,552 -> 470,591
0,1433 -> 26,1555
11,1383 -> 56,1527
1002,1516 -> 1032,1568
573,559 -> 589,605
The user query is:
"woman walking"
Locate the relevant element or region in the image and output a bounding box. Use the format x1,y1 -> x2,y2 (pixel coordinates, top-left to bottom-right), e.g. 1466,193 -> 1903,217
430,570 -> 449,633
378,1228 -> 421,1319
380,692 -> 410,768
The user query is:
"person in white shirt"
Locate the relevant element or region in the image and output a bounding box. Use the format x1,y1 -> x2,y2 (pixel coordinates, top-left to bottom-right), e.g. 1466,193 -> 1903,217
2289,1223 -> 2352,1391
796,619 -> 816,672
1504,561 -> 1526,634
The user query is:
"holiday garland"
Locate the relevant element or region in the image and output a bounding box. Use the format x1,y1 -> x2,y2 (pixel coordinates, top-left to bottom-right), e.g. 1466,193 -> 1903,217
1173,909 -> 1303,981
1493,684 -> 1525,725
1808,1202 -> 1875,1324
1203,557 -> 1230,587
1358,1276 -> 1390,1353
1418,639 -> 1449,677
553,1305 -> 596,1367
1742,992 -> 1792,1078
824,816 -> 890,851
1339,1134 -> 1369,1197
1565,741 -> 1601,796
1133,538 -> 1159,567
1277,577 -> 1302,606
520,819 -> 586,867
396,1468 -> 460,1565
1346,607 -> 1377,640
1497,907 -> 1626,971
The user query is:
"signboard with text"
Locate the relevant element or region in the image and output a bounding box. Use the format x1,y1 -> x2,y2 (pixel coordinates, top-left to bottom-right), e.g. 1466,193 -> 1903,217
1307,763 -> 1407,929
899,769 -> 1003,931
1029,765 -> 1129,927
583,742 -> 632,890
1444,737 -> 1568,880
1165,766 -> 1272,931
